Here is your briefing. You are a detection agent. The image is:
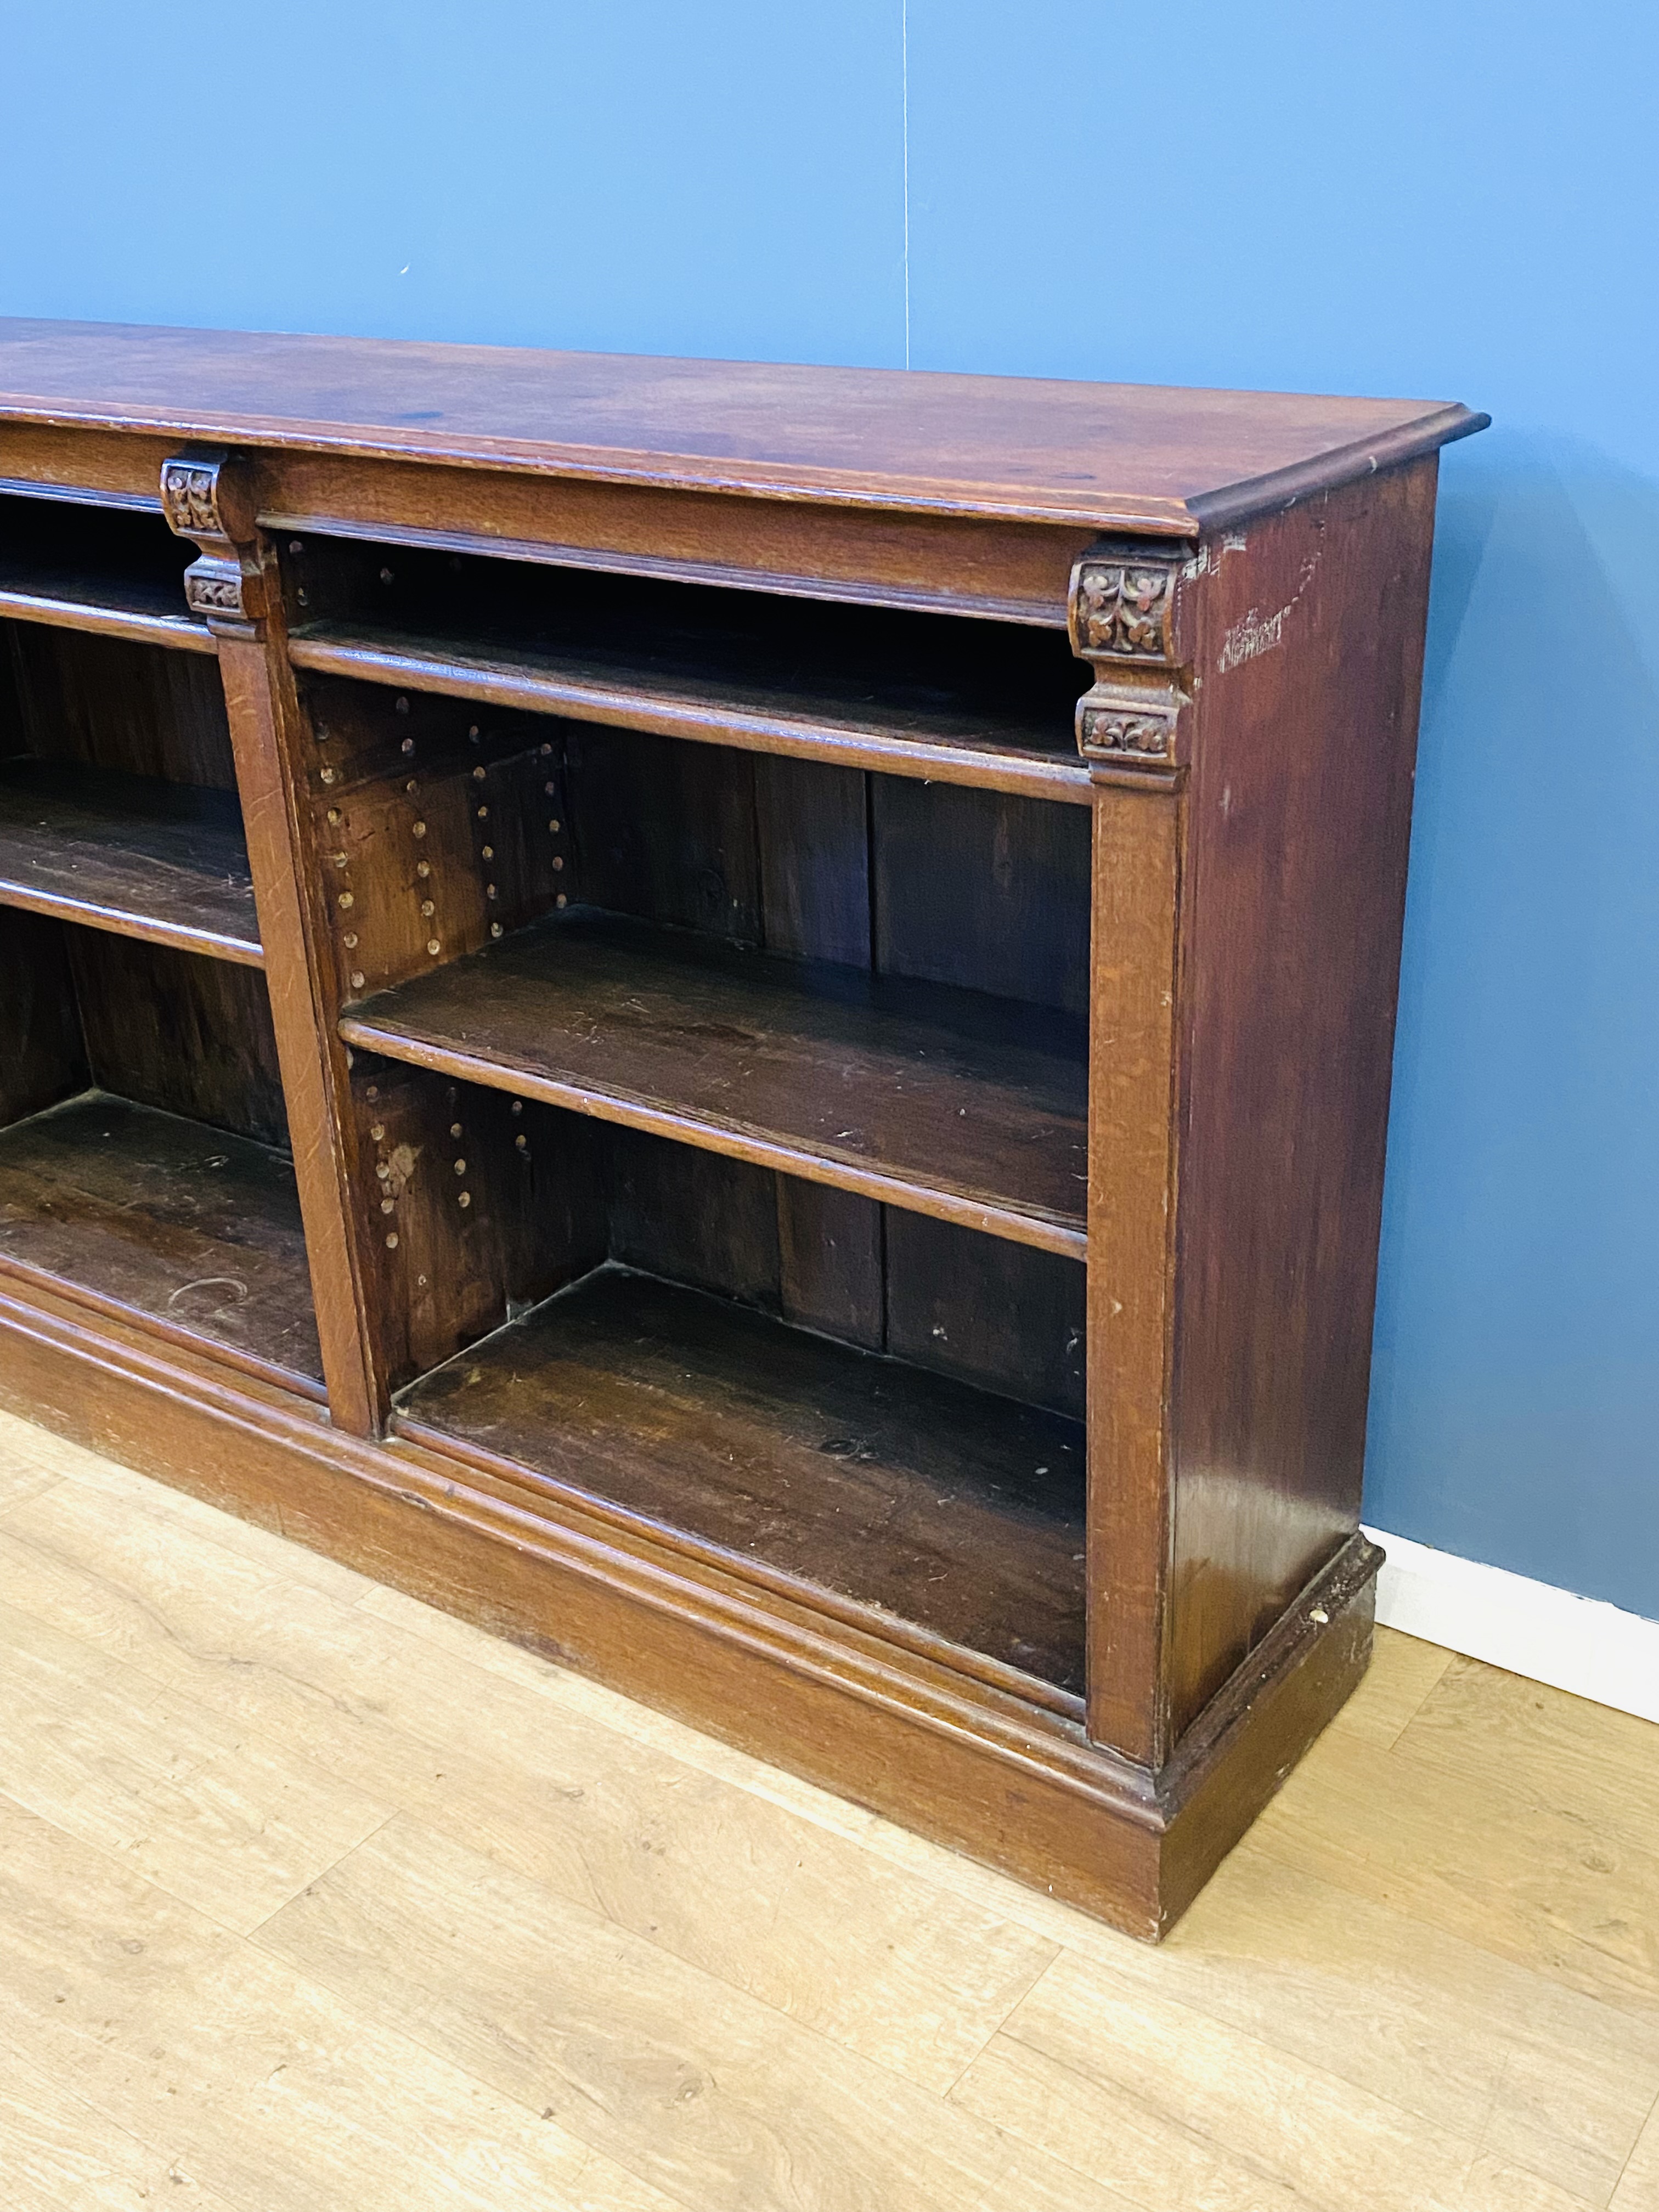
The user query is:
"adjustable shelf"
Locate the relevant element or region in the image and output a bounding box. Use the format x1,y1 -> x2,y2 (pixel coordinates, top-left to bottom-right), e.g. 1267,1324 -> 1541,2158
340,906 -> 1088,1257
0,759 -> 261,963
0,318 -> 1484,1938
0,561 -> 216,653
398,1264 -> 1087,1702
284,534 -> 1093,805
0,1090 -> 322,1394
289,622 -> 1094,805
0,489 -> 213,653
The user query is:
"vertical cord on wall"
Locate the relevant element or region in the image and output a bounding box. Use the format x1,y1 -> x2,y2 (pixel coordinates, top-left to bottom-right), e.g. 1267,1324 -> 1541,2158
901,0 -> 911,369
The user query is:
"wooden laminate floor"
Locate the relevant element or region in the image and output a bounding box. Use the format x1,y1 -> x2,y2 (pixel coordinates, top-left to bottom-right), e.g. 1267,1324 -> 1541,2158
0,1407 -> 1655,2212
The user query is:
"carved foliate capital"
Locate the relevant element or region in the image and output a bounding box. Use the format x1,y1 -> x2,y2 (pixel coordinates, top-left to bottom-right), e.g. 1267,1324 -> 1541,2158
1069,559 -> 1178,663
161,452 -> 266,633
1077,699 -> 1182,765
1068,544 -> 1189,777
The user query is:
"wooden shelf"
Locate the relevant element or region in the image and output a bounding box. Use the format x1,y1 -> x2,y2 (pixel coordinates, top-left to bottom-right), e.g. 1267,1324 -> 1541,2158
0,1091 -> 323,1393
396,1264 -> 1087,1700
289,620 -> 1094,805
340,907 -> 1088,1257
0,760 -> 262,965
0,560 -> 215,653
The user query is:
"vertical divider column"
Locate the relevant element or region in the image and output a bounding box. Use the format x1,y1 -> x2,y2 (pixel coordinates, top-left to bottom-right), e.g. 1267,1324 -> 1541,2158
1070,544 -> 1192,1767
1084,777 -> 1183,1764
161,450 -> 385,1435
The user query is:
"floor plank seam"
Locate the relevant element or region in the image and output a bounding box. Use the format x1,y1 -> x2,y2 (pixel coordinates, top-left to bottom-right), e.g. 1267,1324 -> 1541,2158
239,1806 -> 405,1943
936,1939 -> 1069,2102
1613,2084 -> 1659,2202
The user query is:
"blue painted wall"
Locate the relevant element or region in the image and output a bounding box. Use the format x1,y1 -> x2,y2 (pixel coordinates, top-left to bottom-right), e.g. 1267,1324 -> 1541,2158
4,1 -> 1655,1615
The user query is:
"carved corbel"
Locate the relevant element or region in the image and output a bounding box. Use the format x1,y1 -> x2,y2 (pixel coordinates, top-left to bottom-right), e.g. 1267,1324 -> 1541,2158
1067,549 -> 1190,776
160,452 -> 266,635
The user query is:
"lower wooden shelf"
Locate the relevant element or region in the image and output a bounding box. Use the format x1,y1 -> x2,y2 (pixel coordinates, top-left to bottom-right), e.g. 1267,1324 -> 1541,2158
395,1263 -> 1088,1702
0,1091 -> 323,1393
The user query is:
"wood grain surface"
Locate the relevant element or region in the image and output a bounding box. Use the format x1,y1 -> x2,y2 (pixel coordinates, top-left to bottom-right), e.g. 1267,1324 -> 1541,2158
0,1413 -> 1652,2212
0,317 -> 1485,532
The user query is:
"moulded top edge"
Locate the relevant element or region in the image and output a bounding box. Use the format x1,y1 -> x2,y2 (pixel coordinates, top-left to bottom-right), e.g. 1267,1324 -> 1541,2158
0,319 -> 1487,534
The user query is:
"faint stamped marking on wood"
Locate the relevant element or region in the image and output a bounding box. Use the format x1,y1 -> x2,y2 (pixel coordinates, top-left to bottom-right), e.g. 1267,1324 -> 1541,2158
1218,552 -> 1321,673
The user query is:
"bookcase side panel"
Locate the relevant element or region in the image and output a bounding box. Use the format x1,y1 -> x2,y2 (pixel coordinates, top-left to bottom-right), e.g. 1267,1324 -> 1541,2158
1167,458 -> 1440,1736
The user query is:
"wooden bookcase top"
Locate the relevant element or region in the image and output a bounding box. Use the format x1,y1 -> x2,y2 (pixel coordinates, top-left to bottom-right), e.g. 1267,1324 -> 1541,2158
0,317 -> 1485,535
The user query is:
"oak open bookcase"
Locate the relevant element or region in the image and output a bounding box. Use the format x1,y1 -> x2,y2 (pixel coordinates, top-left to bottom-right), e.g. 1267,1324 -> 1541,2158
0,321 -> 1485,1937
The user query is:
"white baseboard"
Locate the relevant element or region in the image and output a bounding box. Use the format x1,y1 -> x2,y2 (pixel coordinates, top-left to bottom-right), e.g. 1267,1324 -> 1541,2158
1363,1526 -> 1659,1725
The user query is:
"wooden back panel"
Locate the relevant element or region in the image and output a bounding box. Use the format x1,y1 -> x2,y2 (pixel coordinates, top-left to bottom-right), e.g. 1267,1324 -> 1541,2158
6,628 -> 235,788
